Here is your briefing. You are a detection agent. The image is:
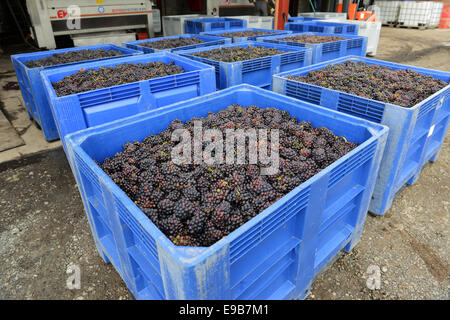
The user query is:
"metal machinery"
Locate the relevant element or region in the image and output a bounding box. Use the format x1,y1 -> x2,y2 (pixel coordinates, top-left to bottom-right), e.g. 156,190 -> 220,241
26,0 -> 155,49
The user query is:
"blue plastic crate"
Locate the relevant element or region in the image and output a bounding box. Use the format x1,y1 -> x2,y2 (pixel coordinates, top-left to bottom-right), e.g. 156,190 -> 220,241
273,56 -> 450,216
123,34 -> 232,54
65,84 -> 388,300
10,44 -> 143,141
285,21 -> 359,35
200,28 -> 292,43
258,32 -> 368,64
287,17 -> 321,22
185,17 -> 247,34
178,41 -> 312,90
40,52 -> 216,152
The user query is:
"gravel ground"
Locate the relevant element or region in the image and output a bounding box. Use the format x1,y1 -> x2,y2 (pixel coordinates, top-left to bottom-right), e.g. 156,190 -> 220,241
0,27 -> 449,300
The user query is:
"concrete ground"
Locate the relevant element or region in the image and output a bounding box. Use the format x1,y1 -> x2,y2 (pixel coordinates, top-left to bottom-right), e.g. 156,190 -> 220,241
0,27 -> 449,300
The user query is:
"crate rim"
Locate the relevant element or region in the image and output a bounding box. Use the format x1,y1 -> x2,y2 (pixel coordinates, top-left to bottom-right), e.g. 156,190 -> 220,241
259,32 -> 367,44
273,55 -> 450,112
186,17 -> 245,22
177,40 -> 312,65
123,34 -> 230,50
66,83 -> 388,267
11,43 -> 141,70
40,51 -> 215,99
200,27 -> 290,36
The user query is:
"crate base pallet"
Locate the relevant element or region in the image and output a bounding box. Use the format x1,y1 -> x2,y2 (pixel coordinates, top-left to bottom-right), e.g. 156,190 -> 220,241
273,56 -> 450,216
258,32 -> 368,64
41,52 -> 216,152
201,28 -> 292,43
123,34 -> 232,54
65,84 -> 388,300
10,44 -> 142,141
178,41 -> 312,90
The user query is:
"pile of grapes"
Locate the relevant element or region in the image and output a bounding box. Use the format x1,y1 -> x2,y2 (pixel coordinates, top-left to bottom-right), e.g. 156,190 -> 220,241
24,49 -> 124,68
51,62 -> 185,96
220,30 -> 277,37
280,34 -> 346,44
139,37 -> 204,49
286,61 -> 448,108
99,104 -> 357,247
191,45 -> 289,62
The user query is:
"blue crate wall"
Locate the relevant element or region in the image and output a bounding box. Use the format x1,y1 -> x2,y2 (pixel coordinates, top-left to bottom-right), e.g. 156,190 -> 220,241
185,17 -> 247,34
287,17 -> 321,22
273,56 -> 450,216
65,84 -> 388,300
285,21 -> 359,35
200,28 -> 292,43
10,44 -> 143,141
178,41 -> 312,90
258,32 -> 368,64
40,52 -> 216,152
123,34 -> 232,54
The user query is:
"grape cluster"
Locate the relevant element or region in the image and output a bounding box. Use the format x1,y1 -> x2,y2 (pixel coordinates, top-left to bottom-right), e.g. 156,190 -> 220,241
24,49 -> 124,68
139,37 -> 204,49
191,45 -> 290,62
286,61 -> 448,108
280,34 -> 346,44
100,104 -> 358,247
51,62 -> 185,96
220,30 -> 277,37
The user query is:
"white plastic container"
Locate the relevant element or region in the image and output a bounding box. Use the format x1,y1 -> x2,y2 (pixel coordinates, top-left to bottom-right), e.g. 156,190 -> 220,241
299,12 -> 347,20
153,9 -> 161,33
430,2 -> 444,27
374,0 -> 401,24
324,19 -> 381,56
162,14 -> 209,36
72,32 -> 136,47
398,1 -> 433,27
222,15 -> 274,29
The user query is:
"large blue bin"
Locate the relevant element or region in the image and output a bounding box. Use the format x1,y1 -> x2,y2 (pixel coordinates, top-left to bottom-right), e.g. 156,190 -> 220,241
185,17 -> 247,34
259,32 -> 368,64
123,34 -> 231,54
41,52 -> 216,152
285,21 -> 359,35
178,41 -> 312,90
10,44 -> 142,141
65,84 -> 388,300
200,28 -> 292,43
273,56 -> 450,216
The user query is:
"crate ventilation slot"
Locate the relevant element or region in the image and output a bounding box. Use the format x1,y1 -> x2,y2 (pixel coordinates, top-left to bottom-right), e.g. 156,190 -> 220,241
150,73 -> 200,93
229,187 -> 310,264
322,42 -> 341,53
418,94 -> 440,119
285,81 -> 321,105
75,153 -> 101,191
337,94 -> 385,123
328,141 -> 377,188
242,57 -> 272,73
347,39 -> 363,49
79,83 -> 140,108
115,200 -> 160,265
281,51 -> 306,65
